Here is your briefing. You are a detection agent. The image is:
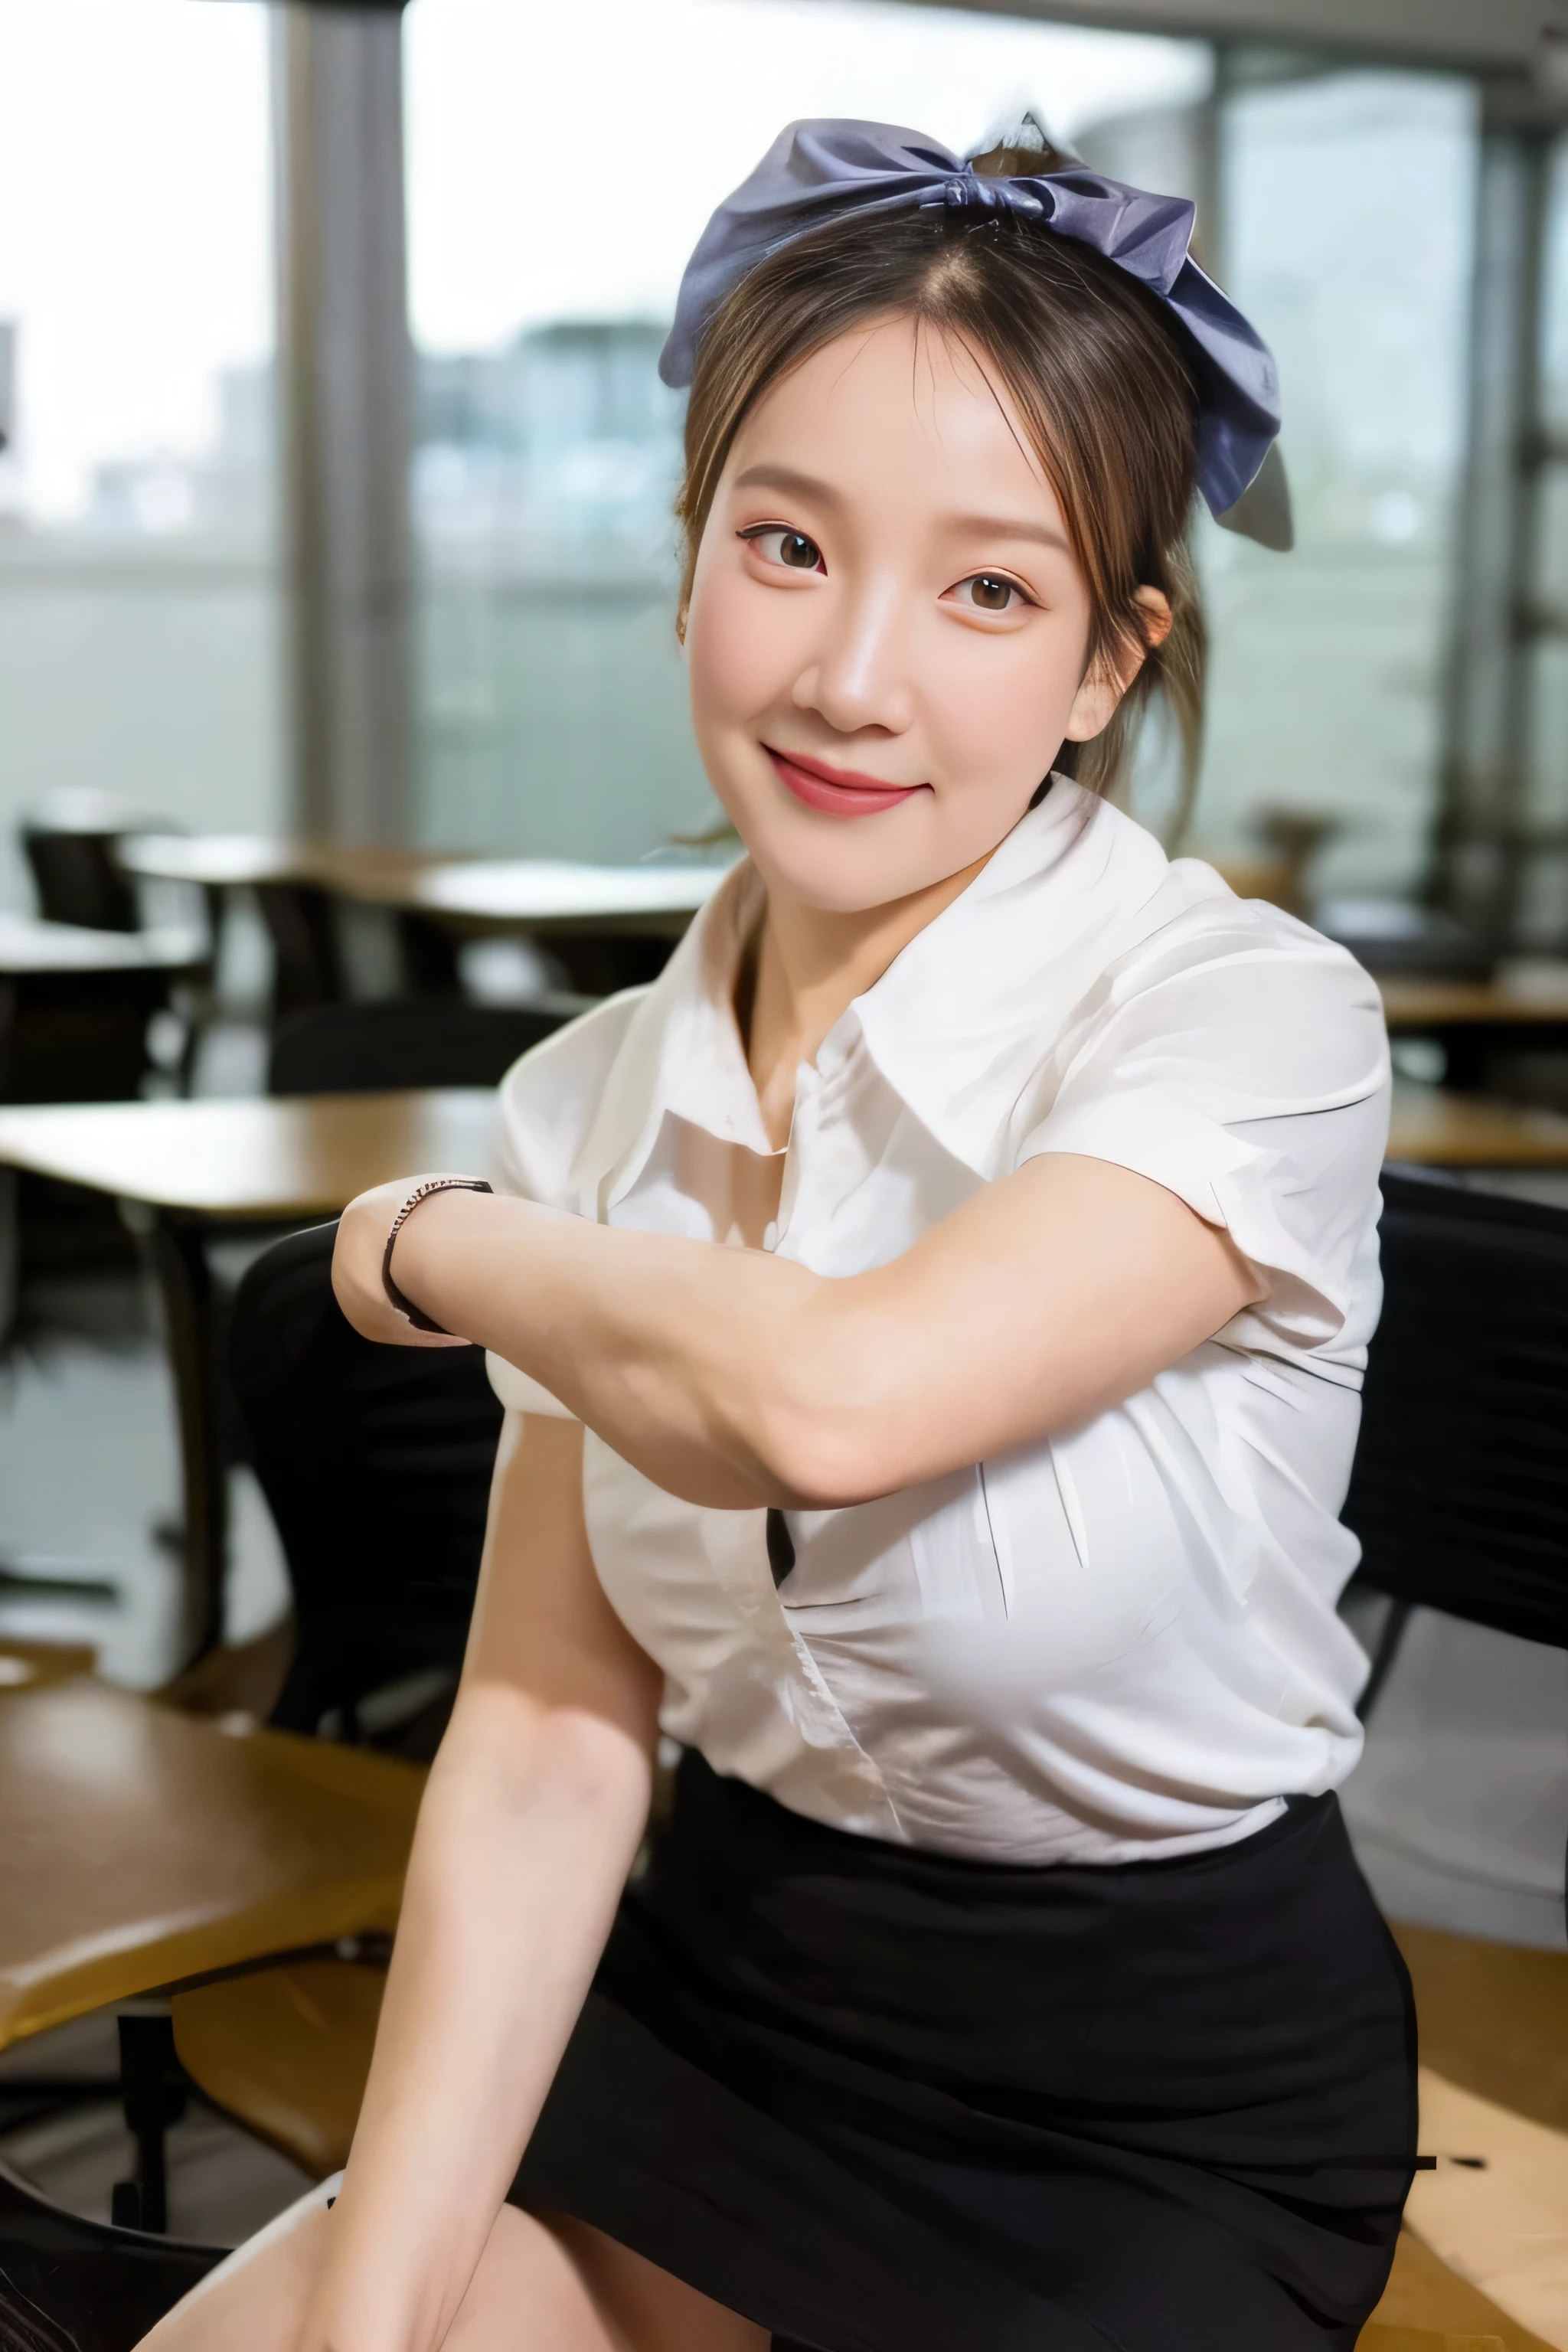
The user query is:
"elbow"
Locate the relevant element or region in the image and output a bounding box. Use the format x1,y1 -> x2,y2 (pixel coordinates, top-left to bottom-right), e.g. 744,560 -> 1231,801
755,1408 -> 886,1508
437,1677 -> 655,1827
749,1326 -> 913,1508
678,1285 -> 925,1510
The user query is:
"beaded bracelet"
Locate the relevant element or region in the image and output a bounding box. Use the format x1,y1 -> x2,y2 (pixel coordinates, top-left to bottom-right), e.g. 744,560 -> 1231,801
381,1176 -> 495,1333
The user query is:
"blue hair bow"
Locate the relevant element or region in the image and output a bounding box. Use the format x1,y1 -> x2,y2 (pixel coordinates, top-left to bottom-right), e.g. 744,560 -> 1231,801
661,119 -> 1289,547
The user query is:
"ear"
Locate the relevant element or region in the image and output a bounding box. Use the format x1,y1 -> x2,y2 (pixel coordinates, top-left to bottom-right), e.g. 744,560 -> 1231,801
1062,587 -> 1173,743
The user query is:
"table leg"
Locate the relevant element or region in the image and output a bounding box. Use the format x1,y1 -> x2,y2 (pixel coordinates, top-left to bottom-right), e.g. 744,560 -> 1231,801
147,1214 -> 228,1667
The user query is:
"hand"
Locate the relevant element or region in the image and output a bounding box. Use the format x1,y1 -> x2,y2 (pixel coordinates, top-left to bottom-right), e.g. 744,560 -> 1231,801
332,1177 -> 477,1349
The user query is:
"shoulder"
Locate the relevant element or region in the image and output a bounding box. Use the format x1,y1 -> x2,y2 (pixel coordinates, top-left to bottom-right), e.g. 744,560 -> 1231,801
1079,841 -> 1387,1102
1035,815 -> 1390,1197
495,988 -> 652,1209
991,800 -> 1390,1363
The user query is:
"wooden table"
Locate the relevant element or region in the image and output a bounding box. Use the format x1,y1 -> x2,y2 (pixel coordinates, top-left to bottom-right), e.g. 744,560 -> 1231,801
403,856 -> 729,932
1380,963 -> 1568,1093
0,913 -> 209,1113
115,834 -> 456,900
1387,1078 -> 1568,1167
0,1674 -> 421,2050
119,834 -> 729,926
0,913 -> 206,978
116,835 -> 472,1011
1380,965 -> 1568,1031
118,835 -> 731,1003
391,857 -> 730,997
0,1091 -> 500,1663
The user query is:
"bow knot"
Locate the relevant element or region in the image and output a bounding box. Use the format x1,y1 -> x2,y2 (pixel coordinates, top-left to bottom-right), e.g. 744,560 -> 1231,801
660,117 -> 1286,541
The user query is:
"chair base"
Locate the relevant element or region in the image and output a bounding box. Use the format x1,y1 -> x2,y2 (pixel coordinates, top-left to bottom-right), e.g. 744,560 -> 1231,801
0,2152 -> 224,2352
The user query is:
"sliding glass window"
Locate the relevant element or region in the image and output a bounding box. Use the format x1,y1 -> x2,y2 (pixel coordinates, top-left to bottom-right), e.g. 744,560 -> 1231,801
0,0 -> 280,907
403,0 -> 1207,864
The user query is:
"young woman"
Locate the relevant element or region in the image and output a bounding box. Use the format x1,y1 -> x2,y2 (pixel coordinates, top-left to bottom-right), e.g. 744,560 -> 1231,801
143,119 -> 1409,2352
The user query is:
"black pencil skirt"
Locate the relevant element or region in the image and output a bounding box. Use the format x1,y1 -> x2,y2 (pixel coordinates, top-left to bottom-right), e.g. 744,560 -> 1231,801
510,1753 -> 1417,2352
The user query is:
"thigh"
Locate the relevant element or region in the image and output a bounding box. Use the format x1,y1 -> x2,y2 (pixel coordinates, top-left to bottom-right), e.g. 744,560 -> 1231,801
136,2186 -> 766,2352
133,2183 -> 337,2352
452,2207 -> 770,2352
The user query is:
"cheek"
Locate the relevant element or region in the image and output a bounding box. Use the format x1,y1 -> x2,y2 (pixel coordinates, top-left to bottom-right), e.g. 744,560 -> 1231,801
923,627 -> 1083,794
686,570 -> 797,730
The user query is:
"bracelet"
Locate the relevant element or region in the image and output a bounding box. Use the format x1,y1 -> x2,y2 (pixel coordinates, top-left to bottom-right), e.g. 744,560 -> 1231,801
381,1176 -> 495,1333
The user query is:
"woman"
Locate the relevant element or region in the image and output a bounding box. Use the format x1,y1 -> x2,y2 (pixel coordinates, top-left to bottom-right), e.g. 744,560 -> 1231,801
144,119 -> 1410,2352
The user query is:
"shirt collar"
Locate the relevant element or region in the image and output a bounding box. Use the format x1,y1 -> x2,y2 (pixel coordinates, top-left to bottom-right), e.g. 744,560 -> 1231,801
573,779 -> 1197,1209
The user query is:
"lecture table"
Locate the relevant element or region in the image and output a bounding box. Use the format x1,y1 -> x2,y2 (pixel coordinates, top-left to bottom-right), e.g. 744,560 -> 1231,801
0,914 -> 206,979
0,1089 -> 498,1666
117,834 -> 731,998
1379,962 -> 1568,1089
0,913 -> 208,1105
116,833 -> 733,927
0,1074 -> 1563,1670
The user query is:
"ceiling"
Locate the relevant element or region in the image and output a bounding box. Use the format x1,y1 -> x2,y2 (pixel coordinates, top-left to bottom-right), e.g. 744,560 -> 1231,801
884,0 -> 1565,77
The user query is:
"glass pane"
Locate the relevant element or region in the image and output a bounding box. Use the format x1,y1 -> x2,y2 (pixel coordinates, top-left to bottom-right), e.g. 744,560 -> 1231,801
0,0 -> 279,909
1196,69 -> 1477,906
404,0 -> 1208,862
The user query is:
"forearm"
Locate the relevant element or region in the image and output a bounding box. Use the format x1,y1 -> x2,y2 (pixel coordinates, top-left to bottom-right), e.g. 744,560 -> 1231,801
381,1155 -> 1258,1511
393,1192 -> 839,1506
305,1684 -> 652,2352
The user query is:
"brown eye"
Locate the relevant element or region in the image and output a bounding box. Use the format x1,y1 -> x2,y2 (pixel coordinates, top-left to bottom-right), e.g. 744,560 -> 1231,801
969,574 -> 1015,611
743,526 -> 825,573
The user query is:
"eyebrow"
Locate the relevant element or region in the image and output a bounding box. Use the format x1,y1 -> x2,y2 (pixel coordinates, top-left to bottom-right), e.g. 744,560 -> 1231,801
946,514 -> 1073,556
731,463 -> 845,507
730,467 -> 1071,557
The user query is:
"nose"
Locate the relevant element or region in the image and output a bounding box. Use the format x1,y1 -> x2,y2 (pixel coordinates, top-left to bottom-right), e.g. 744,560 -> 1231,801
792,574 -> 915,739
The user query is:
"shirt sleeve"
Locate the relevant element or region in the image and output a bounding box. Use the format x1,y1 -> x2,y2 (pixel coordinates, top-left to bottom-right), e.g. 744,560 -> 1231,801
1014,904 -> 1390,1366
483,991 -> 647,1419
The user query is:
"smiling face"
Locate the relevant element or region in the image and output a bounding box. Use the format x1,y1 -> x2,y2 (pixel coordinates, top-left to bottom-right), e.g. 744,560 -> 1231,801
684,313 -> 1137,916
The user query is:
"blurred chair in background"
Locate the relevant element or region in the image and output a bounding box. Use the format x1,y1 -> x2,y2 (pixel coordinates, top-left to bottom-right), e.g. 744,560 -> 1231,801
1346,1167 -> 1568,1717
1342,1167 -> 1568,2351
231,1218 -> 502,1750
18,790 -> 214,1097
235,991 -> 574,1748
267,995 -> 571,1096
20,791 -> 150,936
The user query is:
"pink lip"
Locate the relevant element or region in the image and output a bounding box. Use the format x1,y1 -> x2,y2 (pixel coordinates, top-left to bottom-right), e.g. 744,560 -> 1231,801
765,746 -> 926,819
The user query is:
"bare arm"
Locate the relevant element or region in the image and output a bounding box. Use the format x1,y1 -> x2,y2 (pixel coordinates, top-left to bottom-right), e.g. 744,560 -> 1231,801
333,1152 -> 1259,1511
299,1412 -> 662,2352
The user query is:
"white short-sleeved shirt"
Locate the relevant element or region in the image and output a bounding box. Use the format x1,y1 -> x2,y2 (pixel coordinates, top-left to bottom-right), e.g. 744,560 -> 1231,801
486,781 -> 1391,1865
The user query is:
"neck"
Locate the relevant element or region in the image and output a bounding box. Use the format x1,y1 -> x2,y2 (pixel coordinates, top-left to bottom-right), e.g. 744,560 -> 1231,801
743,850 -> 991,1148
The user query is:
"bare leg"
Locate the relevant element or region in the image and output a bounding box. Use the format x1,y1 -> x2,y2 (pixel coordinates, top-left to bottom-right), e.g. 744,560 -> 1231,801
135,2181 -> 769,2352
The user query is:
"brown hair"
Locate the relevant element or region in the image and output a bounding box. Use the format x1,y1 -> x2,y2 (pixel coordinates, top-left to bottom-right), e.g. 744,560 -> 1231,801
674,143 -> 1206,828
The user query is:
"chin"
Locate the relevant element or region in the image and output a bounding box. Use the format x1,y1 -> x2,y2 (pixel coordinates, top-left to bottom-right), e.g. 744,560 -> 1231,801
733,801 -> 984,916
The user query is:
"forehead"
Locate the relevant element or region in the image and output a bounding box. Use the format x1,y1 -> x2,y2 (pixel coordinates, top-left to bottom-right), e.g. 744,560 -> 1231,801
730,314 -> 1058,517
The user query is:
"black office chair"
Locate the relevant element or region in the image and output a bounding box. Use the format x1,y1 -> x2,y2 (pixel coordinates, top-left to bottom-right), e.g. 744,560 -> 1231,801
230,1220 -> 503,1749
234,997 -> 577,1745
18,790 -> 161,934
0,2152 -> 224,2352
1344,1166 -> 1568,1723
1344,1165 -> 1568,1930
267,995 -> 576,1096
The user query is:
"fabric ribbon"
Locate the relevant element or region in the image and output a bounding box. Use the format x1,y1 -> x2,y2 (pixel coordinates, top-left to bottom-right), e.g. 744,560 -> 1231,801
660,118 -> 1285,539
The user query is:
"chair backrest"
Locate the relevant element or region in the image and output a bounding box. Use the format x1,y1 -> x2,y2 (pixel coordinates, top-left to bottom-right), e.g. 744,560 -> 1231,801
18,789 -> 163,934
267,995 -> 573,1096
230,1218 -> 503,1743
1342,1168 -> 1568,1652
21,828 -> 140,933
